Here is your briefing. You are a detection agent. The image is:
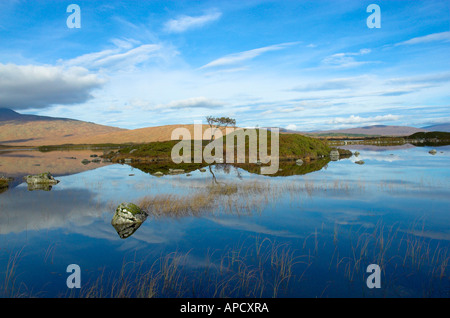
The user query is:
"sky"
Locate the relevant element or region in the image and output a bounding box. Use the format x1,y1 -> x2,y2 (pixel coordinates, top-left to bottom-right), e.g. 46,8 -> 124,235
0,0 -> 449,131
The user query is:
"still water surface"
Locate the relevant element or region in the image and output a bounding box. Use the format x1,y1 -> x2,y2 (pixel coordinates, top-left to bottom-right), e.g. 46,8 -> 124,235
0,145 -> 449,297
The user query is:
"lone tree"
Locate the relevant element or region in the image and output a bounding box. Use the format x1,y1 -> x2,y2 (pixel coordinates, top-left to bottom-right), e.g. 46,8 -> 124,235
206,116 -> 236,141
205,116 -> 236,185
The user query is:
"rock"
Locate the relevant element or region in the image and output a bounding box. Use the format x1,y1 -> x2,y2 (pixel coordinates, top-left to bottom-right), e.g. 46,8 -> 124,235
0,176 -> 13,188
330,149 -> 340,161
429,149 -> 437,155
90,154 -> 98,158
124,158 -> 133,163
111,203 -> 148,226
81,159 -> 90,165
91,158 -> 101,163
112,222 -> 145,239
186,173 -> 191,177
27,183 -> 53,191
199,168 -> 207,172
355,160 -> 365,165
354,151 -> 360,157
102,158 -> 112,163
168,168 -> 185,174
295,159 -> 303,166
24,172 -> 59,185
153,171 -> 164,177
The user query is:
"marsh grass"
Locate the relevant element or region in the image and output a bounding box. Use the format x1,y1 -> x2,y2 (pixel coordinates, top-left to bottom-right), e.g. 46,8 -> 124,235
2,177 -> 449,298
67,221 -> 449,298
2,220 -> 449,298
0,247 -> 31,297
329,221 -> 449,297
134,178 -> 365,220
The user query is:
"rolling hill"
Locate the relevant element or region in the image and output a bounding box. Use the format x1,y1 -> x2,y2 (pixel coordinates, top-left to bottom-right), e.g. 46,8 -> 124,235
305,125 -> 428,137
422,123 -> 450,133
0,108 -> 233,146
0,108 -> 125,146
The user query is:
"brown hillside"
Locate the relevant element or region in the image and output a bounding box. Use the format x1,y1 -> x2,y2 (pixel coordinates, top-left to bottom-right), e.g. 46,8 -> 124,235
0,120 -> 125,146
56,124 -> 232,145
0,121 -> 234,146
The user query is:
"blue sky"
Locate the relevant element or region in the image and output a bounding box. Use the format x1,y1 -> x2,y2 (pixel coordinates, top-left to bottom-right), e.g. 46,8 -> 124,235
0,0 -> 449,130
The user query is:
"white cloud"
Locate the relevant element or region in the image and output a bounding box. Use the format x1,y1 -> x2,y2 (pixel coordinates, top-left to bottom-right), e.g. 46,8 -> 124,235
278,106 -> 304,113
322,48 -> 372,68
0,63 -> 105,110
164,11 -> 222,33
156,97 -> 225,111
292,76 -> 367,92
201,42 -> 299,69
328,114 -> 400,125
286,124 -> 298,131
395,31 -> 450,46
62,44 -> 168,71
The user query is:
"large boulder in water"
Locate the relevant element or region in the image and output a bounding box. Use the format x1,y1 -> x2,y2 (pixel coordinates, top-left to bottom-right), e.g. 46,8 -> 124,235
0,176 -> 13,193
330,149 -> 340,161
111,203 -> 147,225
24,172 -> 59,185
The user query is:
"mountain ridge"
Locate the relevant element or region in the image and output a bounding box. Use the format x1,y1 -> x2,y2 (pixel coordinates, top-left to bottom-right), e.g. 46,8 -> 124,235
0,108 -> 125,146
0,108 -> 76,123
2,108 -> 450,146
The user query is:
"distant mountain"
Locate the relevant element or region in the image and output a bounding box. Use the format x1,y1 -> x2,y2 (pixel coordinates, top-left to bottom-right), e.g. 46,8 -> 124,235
421,123 -> 450,133
306,125 -> 428,137
0,108 -> 72,122
0,108 -> 125,146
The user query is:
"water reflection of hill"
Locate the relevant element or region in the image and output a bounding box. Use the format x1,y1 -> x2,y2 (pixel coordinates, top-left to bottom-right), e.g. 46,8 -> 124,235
130,162 -> 205,175
233,158 -> 331,177
0,150 -> 110,188
130,158 -> 331,177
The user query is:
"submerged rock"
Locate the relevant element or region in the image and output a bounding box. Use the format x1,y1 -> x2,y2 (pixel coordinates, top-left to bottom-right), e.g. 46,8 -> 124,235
199,168 -> 207,172
27,183 -> 54,191
112,222 -> 145,239
295,159 -> 303,166
24,172 -> 59,185
429,149 -> 437,155
355,160 -> 365,165
0,176 -> 13,190
330,149 -> 340,161
153,171 -> 164,177
354,151 -> 360,157
111,203 -> 148,226
168,168 -> 185,175
81,159 -> 90,165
